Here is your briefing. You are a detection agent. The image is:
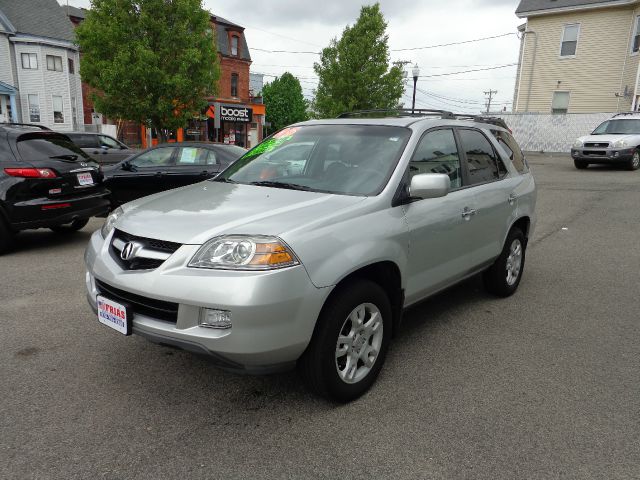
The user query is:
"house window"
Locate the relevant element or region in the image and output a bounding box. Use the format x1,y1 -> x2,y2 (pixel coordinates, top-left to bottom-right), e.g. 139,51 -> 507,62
53,95 -> 64,123
560,24 -> 579,57
68,58 -> 75,74
231,36 -> 239,56
28,94 -> 40,122
21,53 -> 38,69
552,91 -> 570,114
231,73 -> 238,97
632,16 -> 640,53
46,55 -> 63,72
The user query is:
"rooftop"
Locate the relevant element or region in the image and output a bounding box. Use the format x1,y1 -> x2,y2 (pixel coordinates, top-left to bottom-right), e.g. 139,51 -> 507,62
0,0 -> 75,42
516,0 -> 636,16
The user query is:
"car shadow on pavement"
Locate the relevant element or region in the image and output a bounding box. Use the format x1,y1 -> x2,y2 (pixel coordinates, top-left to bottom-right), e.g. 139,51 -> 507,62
6,228 -> 95,255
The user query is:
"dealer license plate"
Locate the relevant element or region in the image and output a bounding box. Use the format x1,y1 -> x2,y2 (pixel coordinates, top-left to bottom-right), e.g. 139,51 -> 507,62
97,295 -> 131,335
77,172 -> 94,186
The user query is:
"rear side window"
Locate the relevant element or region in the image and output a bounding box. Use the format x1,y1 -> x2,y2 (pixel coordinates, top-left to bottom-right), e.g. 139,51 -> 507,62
491,129 -> 527,173
68,134 -> 99,148
458,129 -> 502,185
16,134 -> 91,161
410,129 -> 462,189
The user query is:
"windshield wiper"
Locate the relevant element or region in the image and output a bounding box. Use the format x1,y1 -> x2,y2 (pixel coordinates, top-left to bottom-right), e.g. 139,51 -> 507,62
250,180 -> 313,191
50,154 -> 78,161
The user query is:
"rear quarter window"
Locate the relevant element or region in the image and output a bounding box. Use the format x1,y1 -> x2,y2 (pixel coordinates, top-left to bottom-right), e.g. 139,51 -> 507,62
491,129 -> 527,173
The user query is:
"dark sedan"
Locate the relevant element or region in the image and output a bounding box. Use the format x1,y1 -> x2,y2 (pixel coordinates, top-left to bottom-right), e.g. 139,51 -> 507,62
103,143 -> 246,208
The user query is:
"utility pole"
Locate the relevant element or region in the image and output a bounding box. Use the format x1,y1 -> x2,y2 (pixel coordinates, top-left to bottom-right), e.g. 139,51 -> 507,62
484,90 -> 497,113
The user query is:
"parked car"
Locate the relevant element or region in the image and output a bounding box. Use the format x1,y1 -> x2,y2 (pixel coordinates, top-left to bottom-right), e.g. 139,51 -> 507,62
85,111 -> 536,402
103,142 -> 246,208
64,132 -> 139,165
0,123 -> 110,254
571,113 -> 640,170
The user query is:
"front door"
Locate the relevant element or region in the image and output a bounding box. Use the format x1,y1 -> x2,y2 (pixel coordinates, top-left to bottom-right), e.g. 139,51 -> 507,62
163,146 -> 221,190
402,128 -> 477,304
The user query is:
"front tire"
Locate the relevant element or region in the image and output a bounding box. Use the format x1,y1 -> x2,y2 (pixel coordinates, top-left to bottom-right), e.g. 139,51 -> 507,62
299,279 -> 392,402
627,150 -> 640,171
574,159 -> 588,169
49,217 -> 89,233
483,227 -> 526,297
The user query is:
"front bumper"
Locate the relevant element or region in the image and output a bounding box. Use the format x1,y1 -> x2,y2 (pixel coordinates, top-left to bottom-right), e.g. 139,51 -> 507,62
84,230 -> 332,374
571,148 -> 634,163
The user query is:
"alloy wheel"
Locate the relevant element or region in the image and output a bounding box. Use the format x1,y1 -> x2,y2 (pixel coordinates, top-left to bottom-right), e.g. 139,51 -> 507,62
505,239 -> 523,286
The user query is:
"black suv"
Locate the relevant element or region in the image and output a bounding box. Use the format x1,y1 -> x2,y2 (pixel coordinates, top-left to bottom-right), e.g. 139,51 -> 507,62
0,123 -> 111,253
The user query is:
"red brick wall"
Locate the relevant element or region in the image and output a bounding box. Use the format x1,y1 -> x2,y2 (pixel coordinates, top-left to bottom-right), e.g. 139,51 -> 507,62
217,55 -> 251,104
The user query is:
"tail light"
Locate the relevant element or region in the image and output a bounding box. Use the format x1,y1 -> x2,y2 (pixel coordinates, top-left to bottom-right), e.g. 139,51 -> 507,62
4,168 -> 58,178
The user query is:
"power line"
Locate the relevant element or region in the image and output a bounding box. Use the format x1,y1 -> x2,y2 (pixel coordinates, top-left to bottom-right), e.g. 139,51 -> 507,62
418,64 -> 518,79
391,32 -> 517,52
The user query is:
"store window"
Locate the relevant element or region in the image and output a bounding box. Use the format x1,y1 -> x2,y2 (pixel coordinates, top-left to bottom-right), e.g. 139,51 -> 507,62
231,73 -> 238,97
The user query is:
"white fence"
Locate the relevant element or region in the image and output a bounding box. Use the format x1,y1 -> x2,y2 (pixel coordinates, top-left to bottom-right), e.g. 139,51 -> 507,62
483,112 -> 615,153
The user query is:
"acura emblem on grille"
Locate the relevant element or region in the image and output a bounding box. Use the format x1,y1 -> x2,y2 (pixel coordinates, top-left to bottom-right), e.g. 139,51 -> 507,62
120,241 -> 142,261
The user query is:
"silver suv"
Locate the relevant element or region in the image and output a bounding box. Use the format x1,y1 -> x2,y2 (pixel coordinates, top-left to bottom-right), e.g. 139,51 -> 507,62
85,110 -> 536,402
571,113 -> 640,170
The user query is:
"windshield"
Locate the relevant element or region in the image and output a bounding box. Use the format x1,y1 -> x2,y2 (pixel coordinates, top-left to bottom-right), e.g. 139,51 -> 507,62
215,125 -> 411,196
592,119 -> 640,135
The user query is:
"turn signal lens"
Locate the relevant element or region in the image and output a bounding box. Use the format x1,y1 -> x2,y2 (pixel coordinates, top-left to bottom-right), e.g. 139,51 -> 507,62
4,168 -> 57,178
189,235 -> 300,270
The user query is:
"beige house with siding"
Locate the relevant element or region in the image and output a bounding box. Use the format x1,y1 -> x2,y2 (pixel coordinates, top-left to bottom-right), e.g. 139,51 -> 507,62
513,0 -> 640,113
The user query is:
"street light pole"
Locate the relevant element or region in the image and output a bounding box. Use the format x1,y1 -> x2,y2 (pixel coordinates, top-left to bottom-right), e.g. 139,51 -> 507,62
412,64 -> 420,114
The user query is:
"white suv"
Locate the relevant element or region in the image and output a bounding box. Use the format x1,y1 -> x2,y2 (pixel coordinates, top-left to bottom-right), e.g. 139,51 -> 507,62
571,113 -> 640,170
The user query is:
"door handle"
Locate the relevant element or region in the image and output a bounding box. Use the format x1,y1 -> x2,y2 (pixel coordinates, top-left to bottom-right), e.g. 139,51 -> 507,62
461,207 -> 477,220
508,193 -> 517,205
155,172 -> 164,177
200,170 -> 209,176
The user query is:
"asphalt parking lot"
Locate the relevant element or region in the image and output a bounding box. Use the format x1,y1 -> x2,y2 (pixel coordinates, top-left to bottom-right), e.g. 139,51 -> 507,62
1,154 -> 639,480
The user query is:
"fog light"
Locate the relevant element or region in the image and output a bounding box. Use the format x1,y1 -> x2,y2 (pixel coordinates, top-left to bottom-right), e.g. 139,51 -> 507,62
199,308 -> 232,329
613,151 -> 619,158
572,151 -> 579,157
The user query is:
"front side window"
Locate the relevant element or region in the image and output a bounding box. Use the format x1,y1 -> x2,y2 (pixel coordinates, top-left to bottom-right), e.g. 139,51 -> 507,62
28,94 -> 40,122
560,24 -> 579,57
46,55 -> 63,72
52,95 -> 64,123
552,91 -> 570,114
21,53 -> 38,69
176,147 -> 217,166
130,147 -> 175,168
231,36 -> 239,56
217,125 -> 411,196
99,135 -> 122,149
410,129 -> 462,189
231,73 -> 238,97
458,129 -> 500,185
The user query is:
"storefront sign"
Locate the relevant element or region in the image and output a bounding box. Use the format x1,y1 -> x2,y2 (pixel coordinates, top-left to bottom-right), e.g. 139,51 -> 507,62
219,104 -> 253,123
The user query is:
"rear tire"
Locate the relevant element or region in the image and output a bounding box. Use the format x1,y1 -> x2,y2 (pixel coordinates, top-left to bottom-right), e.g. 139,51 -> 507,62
299,279 -> 392,403
483,227 -> 526,298
0,217 -> 15,255
574,159 -> 588,169
49,217 -> 89,233
627,150 -> 640,171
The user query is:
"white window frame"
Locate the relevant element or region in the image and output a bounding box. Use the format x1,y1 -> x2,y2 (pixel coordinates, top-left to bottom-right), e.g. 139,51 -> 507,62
52,95 -> 64,124
551,91 -> 571,114
21,53 -> 38,69
46,55 -> 63,72
28,94 -> 40,122
559,23 -> 580,59
631,16 -> 640,55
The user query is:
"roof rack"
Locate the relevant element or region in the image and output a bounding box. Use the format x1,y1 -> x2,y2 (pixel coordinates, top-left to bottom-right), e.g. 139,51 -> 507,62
0,122 -> 51,130
612,112 -> 640,118
337,109 -> 455,119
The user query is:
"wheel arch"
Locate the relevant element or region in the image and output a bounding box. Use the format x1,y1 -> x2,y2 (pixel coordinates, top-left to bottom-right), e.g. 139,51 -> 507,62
510,216 -> 531,245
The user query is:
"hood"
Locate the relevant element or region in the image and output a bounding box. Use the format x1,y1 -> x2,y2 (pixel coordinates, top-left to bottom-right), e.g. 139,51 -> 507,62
579,134 -> 639,144
116,181 -> 367,244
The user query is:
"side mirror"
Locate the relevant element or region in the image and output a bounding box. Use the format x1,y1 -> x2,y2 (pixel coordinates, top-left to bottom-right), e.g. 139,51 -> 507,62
121,160 -> 132,171
409,173 -> 450,199
100,145 -> 109,150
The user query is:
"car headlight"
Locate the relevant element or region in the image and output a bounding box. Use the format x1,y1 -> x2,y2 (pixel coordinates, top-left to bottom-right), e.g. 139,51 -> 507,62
101,207 -> 124,239
573,139 -> 584,148
613,139 -> 629,148
189,235 -> 300,270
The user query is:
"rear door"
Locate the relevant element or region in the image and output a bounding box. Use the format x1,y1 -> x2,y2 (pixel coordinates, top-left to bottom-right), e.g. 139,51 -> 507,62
402,128 -> 477,303
456,128 -> 523,269
162,146 -> 220,189
14,133 -> 102,199
67,133 -> 102,163
106,146 -> 177,206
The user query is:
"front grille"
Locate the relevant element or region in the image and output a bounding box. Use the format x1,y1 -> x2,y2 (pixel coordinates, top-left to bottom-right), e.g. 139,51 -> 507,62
95,279 -> 179,323
584,142 -> 610,148
111,229 -> 182,271
584,150 -> 607,156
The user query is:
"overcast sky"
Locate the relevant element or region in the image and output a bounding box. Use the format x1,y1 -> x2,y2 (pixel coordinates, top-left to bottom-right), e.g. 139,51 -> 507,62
60,0 -> 524,114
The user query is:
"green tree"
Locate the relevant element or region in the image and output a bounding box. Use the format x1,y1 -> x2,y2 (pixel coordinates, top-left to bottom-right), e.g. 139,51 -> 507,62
312,3 -> 404,118
262,72 -> 309,134
76,0 -> 220,137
